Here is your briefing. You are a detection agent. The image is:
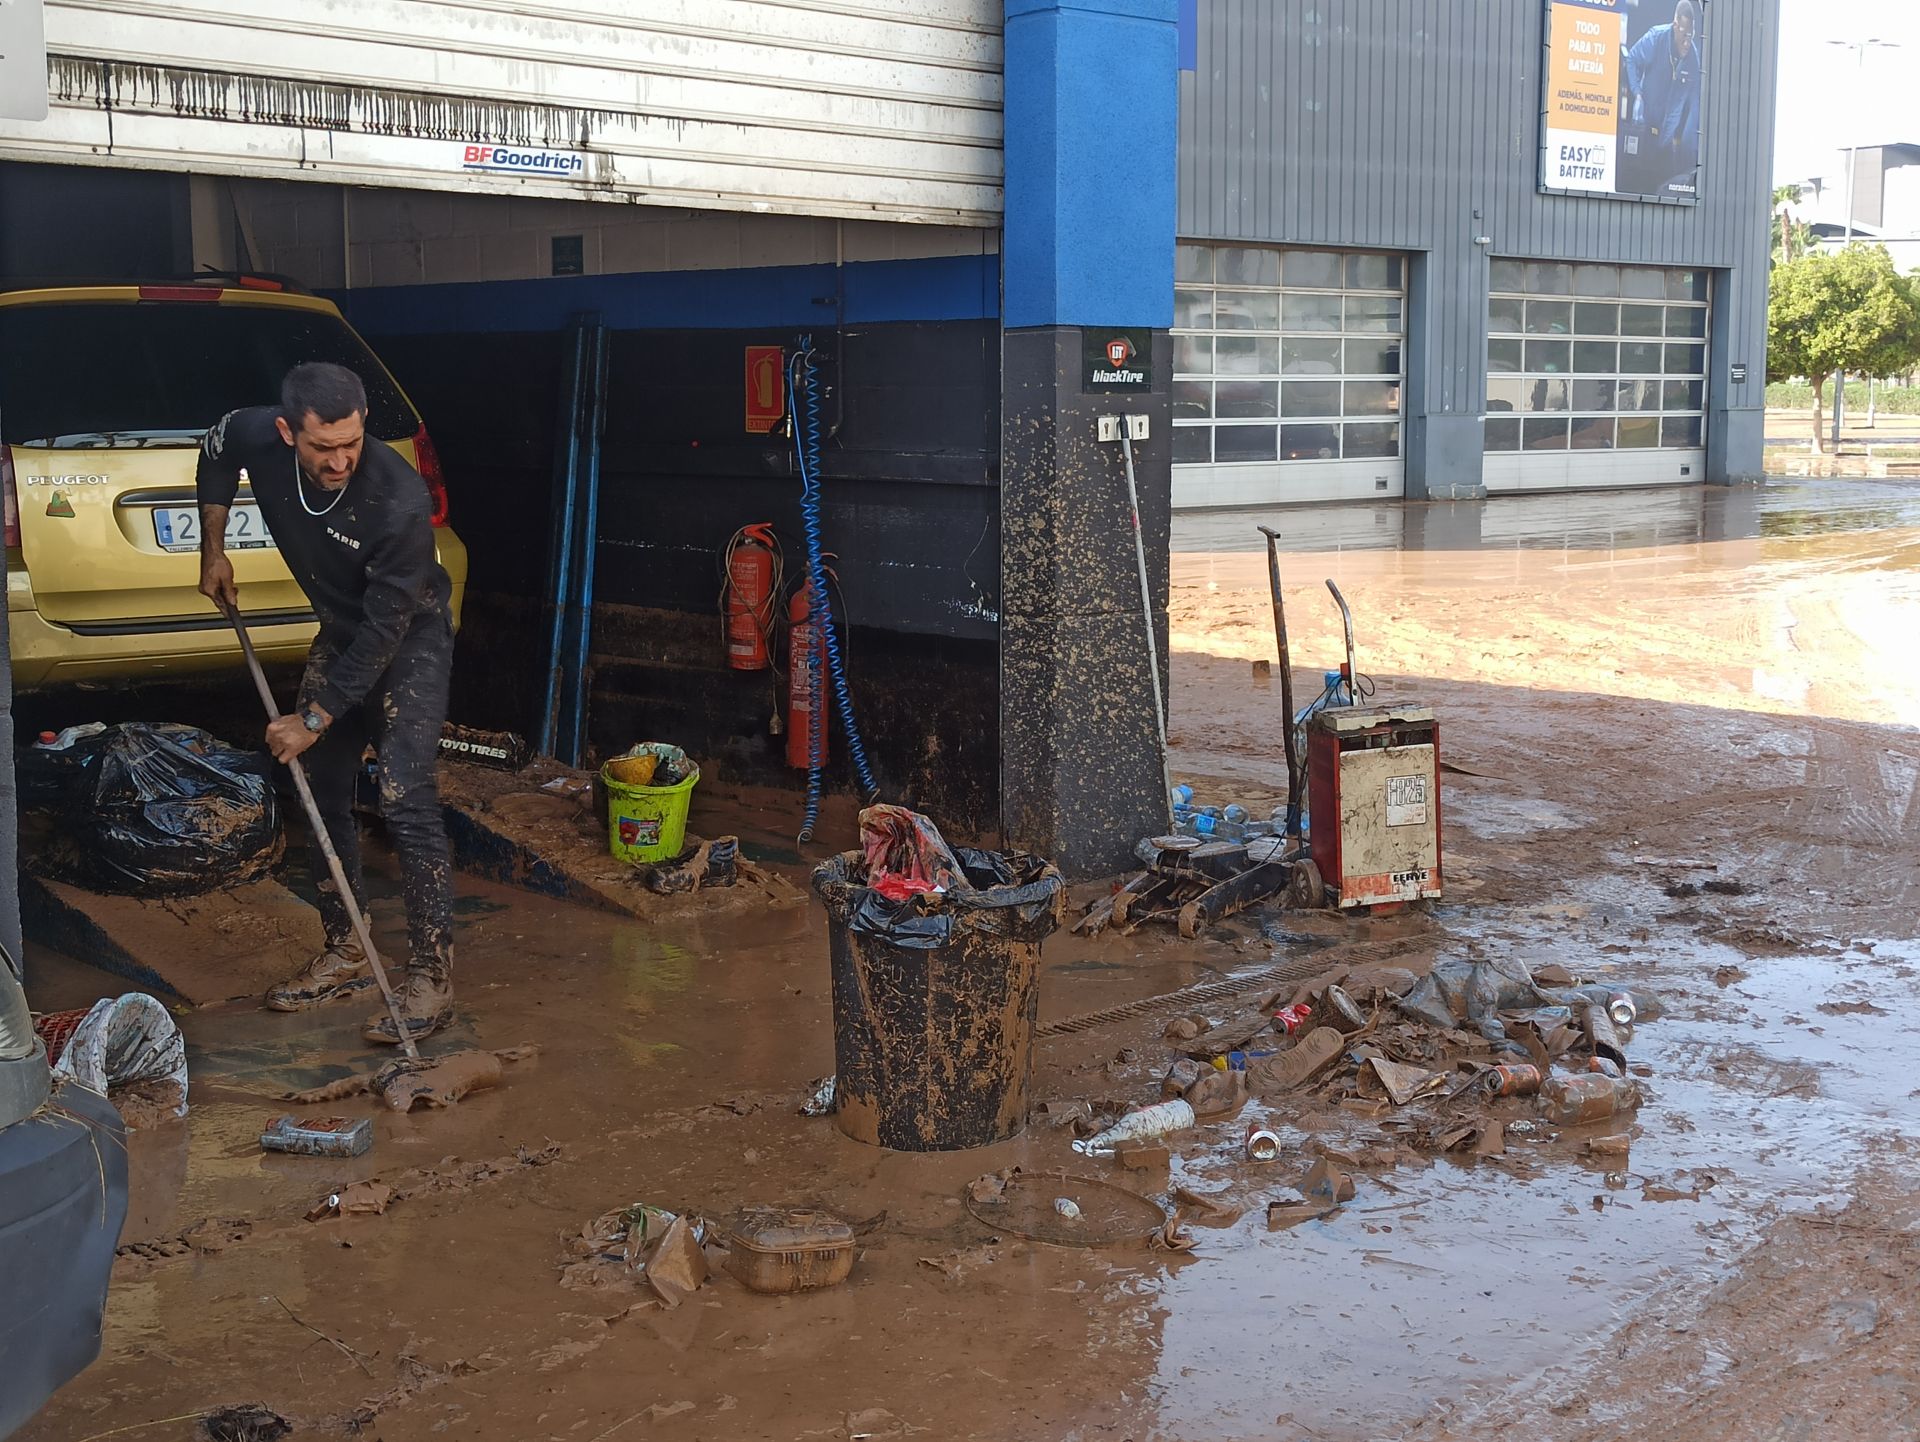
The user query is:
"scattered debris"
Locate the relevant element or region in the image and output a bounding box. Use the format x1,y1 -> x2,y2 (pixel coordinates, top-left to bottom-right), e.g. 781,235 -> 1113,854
260,1116 -> 373,1158
1302,1157 -> 1356,1206
918,1240 -> 1002,1281
1073,1099 -> 1195,1155
964,1168 -> 1167,1247
42,992 -> 190,1127
200,1403 -> 292,1442
722,1207 -> 855,1295
800,1075 -> 838,1116
283,1045 -> 538,1111
306,1182 -> 393,1221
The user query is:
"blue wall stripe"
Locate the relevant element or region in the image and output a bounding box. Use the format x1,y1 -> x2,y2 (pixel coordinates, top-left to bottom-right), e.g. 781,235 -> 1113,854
330,254 -> 999,336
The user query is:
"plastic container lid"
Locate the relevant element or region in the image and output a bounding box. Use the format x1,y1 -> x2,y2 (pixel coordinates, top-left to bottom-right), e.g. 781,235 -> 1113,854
724,1206 -> 853,1255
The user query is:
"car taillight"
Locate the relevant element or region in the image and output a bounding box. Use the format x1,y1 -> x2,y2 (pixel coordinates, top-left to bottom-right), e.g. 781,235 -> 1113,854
411,424 -> 449,527
2,444 -> 19,549
136,285 -> 222,302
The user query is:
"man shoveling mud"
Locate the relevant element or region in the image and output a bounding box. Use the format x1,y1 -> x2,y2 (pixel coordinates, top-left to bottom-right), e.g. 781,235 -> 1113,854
197,362 -> 457,1044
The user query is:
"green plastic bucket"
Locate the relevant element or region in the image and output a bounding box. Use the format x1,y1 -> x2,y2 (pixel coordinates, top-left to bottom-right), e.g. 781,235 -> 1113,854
601,743 -> 700,865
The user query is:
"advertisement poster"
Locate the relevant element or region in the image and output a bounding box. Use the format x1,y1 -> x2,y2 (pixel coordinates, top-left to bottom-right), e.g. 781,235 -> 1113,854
1541,0 -> 1704,203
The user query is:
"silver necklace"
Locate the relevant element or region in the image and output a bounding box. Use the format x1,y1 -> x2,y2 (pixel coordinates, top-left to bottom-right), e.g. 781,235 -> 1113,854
295,452 -> 350,517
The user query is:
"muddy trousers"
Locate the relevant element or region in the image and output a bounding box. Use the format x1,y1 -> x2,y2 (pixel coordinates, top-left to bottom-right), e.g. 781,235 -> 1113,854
299,618 -> 455,980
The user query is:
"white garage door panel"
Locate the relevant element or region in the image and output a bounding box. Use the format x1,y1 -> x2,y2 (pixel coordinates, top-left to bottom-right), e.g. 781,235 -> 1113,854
2,0 -> 1004,223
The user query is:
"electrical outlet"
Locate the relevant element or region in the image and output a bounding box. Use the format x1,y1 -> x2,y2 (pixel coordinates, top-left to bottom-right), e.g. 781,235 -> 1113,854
1125,414 -> 1150,441
1096,415 -> 1122,442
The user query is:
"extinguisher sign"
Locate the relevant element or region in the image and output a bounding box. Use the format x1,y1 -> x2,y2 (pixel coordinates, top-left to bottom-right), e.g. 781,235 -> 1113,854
745,345 -> 785,433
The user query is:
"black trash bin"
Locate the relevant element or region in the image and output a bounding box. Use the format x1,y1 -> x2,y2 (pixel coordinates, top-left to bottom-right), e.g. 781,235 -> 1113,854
812,846 -> 1065,1151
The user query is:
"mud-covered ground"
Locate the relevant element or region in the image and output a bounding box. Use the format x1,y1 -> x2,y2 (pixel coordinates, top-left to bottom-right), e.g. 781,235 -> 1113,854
19,477 -> 1920,1442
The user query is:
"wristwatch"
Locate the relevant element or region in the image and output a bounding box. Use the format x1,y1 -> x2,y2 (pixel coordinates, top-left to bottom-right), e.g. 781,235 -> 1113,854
300,706 -> 328,734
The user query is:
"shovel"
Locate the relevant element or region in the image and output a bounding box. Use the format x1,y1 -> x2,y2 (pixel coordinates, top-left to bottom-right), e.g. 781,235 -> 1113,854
221,601 -> 420,1063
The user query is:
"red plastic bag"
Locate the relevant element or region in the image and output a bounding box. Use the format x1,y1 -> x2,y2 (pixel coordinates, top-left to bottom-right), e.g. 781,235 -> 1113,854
859,805 -> 967,898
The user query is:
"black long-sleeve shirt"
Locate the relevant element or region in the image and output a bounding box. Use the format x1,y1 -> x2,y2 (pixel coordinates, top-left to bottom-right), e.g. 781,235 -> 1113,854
196,406 -> 451,718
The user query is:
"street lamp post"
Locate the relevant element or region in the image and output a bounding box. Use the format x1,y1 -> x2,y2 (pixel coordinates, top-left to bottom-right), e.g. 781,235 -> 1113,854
1826,37 -> 1900,452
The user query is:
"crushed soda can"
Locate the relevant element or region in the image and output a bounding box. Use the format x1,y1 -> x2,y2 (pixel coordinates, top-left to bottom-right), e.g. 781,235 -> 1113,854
261,1116 -> 373,1158
1482,1064 -> 1543,1098
800,1075 -> 837,1117
1607,991 -> 1637,1028
1272,1002 -> 1314,1036
1245,1125 -> 1282,1162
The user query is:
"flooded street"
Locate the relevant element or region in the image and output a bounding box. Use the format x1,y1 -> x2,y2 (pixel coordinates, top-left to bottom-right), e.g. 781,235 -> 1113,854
21,477 -> 1920,1442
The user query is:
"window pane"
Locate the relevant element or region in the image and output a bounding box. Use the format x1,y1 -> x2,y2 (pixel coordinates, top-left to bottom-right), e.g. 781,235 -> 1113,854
1346,295 -> 1402,332
1620,342 -> 1663,374
1215,290 -> 1280,330
1346,254 -> 1403,291
1574,264 -> 1620,298
1524,378 -> 1570,412
1661,415 -> 1704,447
1174,334 -> 1213,374
1574,302 -> 1619,335
1489,297 -> 1526,333
1523,417 -> 1569,449
1215,246 -> 1280,286
1571,378 -> 1616,411
1345,422 -> 1400,457
1570,415 -> 1615,450
1488,338 -> 1524,374
1282,337 -> 1343,374
1346,338 -> 1402,375
1215,336 -> 1279,374
1486,377 -> 1526,414
1282,250 -> 1343,288
1173,424 -> 1212,463
1172,380 -> 1211,420
1573,340 -> 1617,373
1484,416 -> 1521,452
1666,306 -> 1708,338
1215,380 -> 1278,418
1666,343 -> 1706,374
1666,268 -> 1709,302
1216,424 -> 1278,461
1525,339 -> 1571,373
1663,379 -> 1704,411
1526,299 -> 1574,335
1527,262 -> 1572,295
1343,380 -> 1401,417
1620,266 -> 1666,299
1176,245 -> 1212,284
1281,293 -> 1343,331
1617,415 -> 1660,448
1490,259 -> 1527,293
1621,304 -> 1665,337
1282,380 -> 1341,417
1619,379 -> 1661,411
1175,289 -> 1211,329
1281,423 -> 1340,459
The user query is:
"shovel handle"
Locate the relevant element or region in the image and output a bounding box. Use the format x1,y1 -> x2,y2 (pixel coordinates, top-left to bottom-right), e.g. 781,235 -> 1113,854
222,602 -> 420,1061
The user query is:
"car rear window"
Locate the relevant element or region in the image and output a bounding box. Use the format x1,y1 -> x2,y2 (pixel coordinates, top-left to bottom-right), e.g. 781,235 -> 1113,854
0,300 -> 418,446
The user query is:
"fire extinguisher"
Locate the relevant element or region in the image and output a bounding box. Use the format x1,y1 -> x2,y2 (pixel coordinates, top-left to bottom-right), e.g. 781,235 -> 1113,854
721,523 -> 781,671
786,581 -> 826,771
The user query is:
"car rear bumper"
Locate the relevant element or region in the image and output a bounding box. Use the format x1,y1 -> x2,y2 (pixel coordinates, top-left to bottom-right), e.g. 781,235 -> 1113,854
8,585 -> 466,690
0,1075 -> 129,1436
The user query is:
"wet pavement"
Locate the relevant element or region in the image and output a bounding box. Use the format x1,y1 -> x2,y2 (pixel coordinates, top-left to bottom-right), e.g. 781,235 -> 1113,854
19,476 -> 1920,1441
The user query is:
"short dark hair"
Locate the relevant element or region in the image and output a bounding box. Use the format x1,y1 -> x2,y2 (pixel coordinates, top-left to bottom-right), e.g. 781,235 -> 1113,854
1674,0 -> 1698,27
281,362 -> 368,431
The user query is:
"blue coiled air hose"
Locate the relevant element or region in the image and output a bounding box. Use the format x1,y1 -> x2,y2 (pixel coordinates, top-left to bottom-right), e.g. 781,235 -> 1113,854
790,337 -> 879,842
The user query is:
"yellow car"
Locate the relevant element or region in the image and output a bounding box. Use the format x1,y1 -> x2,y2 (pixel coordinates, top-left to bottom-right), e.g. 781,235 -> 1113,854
1,278 -> 467,689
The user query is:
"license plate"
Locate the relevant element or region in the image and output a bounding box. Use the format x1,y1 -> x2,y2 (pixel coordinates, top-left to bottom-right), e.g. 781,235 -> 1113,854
152,504 -> 274,553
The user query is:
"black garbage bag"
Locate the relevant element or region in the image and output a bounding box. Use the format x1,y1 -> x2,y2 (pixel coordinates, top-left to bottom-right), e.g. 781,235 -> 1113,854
821,848 -> 1064,951
78,723 -> 282,895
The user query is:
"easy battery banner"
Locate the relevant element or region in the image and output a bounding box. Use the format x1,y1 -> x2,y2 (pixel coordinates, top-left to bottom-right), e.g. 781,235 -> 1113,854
1540,0 -> 1705,203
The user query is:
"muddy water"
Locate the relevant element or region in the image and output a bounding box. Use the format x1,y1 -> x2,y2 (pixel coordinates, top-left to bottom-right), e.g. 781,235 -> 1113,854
21,478 -> 1920,1441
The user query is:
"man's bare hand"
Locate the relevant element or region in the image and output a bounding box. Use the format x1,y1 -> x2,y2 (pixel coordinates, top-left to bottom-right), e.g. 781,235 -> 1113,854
266,706 -> 329,764
200,552 -> 238,610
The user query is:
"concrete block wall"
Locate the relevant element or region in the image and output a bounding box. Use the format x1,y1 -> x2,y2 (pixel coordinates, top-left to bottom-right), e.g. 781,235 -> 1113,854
226,179 -> 997,290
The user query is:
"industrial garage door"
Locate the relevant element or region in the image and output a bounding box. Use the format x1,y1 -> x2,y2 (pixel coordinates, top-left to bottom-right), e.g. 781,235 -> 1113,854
1171,243 -> 1405,508
1482,260 -> 1709,493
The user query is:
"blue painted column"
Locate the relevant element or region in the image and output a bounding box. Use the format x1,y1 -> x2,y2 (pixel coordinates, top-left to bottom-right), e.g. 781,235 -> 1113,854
1000,0 -> 1180,876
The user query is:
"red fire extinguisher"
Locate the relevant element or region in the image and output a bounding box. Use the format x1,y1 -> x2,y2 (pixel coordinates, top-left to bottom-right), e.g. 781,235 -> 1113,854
722,523 -> 781,671
786,582 -> 826,770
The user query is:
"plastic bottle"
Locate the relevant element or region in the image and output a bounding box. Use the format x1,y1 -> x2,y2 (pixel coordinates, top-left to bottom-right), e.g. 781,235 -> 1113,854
1073,1099 -> 1196,1155
1539,1073 -> 1640,1126
33,722 -> 106,751
1223,803 -> 1248,826
1294,670 -> 1352,731
1171,784 -> 1194,809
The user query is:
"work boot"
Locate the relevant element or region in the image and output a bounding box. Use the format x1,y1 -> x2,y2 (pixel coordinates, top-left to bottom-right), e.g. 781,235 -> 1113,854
264,941 -> 371,1012
362,967 -> 454,1046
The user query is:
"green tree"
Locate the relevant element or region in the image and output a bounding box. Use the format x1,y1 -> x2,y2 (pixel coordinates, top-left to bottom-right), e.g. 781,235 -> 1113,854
1771,184 -> 1813,267
1767,243 -> 1920,451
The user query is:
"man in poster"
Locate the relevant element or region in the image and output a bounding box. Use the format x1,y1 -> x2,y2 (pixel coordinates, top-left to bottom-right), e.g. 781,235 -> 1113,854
1619,0 -> 1702,197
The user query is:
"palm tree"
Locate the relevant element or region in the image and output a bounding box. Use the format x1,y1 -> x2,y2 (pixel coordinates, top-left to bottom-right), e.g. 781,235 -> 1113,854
1773,184 -> 1813,266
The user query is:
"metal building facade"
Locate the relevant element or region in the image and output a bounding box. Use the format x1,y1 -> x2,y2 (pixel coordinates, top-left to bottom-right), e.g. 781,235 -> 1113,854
0,0 -> 1001,224
1176,0 -> 1778,505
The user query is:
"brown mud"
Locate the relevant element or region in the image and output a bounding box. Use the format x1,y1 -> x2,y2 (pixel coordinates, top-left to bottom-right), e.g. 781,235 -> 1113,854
18,479 -> 1920,1441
